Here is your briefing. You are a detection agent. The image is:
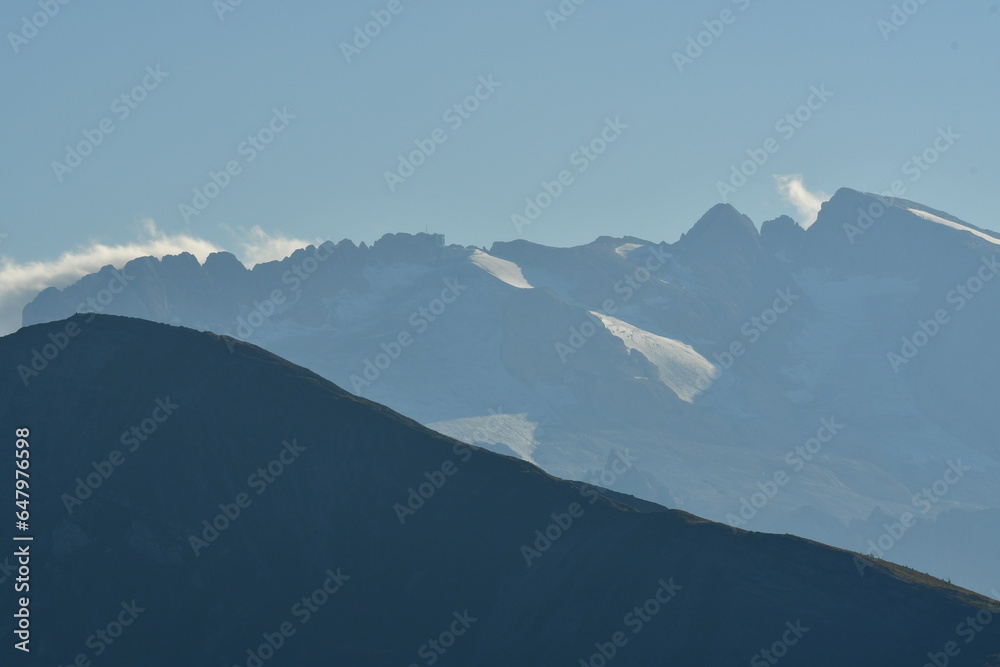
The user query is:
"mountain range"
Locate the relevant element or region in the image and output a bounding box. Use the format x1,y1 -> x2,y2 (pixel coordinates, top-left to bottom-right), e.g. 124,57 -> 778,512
21,187 -> 1000,598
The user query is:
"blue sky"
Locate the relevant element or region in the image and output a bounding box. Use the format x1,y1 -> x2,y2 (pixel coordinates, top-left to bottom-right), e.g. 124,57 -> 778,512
1,0 -> 998,330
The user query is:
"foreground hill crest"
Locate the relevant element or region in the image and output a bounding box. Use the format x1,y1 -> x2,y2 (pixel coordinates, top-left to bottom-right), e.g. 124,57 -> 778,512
2,314 -> 999,665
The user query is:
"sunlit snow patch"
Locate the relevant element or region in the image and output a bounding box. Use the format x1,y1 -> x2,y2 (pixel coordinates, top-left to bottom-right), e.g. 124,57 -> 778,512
469,250 -> 533,289
428,412 -> 540,463
908,208 -> 1000,247
592,312 -> 718,402
614,242 -> 644,258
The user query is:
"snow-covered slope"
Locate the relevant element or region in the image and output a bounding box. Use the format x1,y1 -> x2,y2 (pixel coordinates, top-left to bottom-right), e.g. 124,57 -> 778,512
592,312 -> 717,403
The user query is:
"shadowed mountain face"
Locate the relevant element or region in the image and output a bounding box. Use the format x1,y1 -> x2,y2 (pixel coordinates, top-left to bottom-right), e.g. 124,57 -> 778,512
18,190 -> 1000,598
1,316 -> 999,666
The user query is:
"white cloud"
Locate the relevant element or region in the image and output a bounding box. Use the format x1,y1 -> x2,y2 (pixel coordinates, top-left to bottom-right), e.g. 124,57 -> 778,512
0,221 -> 317,337
221,224 -> 322,267
775,175 -> 830,228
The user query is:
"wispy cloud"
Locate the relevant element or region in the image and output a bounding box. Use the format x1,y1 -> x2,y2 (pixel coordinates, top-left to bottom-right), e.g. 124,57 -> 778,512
221,224 -> 322,266
775,175 -> 830,228
0,221 -> 317,336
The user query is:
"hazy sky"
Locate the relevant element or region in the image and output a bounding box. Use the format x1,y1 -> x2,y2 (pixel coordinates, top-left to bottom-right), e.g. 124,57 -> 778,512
1,0 -> 998,319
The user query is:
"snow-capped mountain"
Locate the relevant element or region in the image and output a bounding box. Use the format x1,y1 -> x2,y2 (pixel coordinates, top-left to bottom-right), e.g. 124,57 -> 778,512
22,188 -> 1000,596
